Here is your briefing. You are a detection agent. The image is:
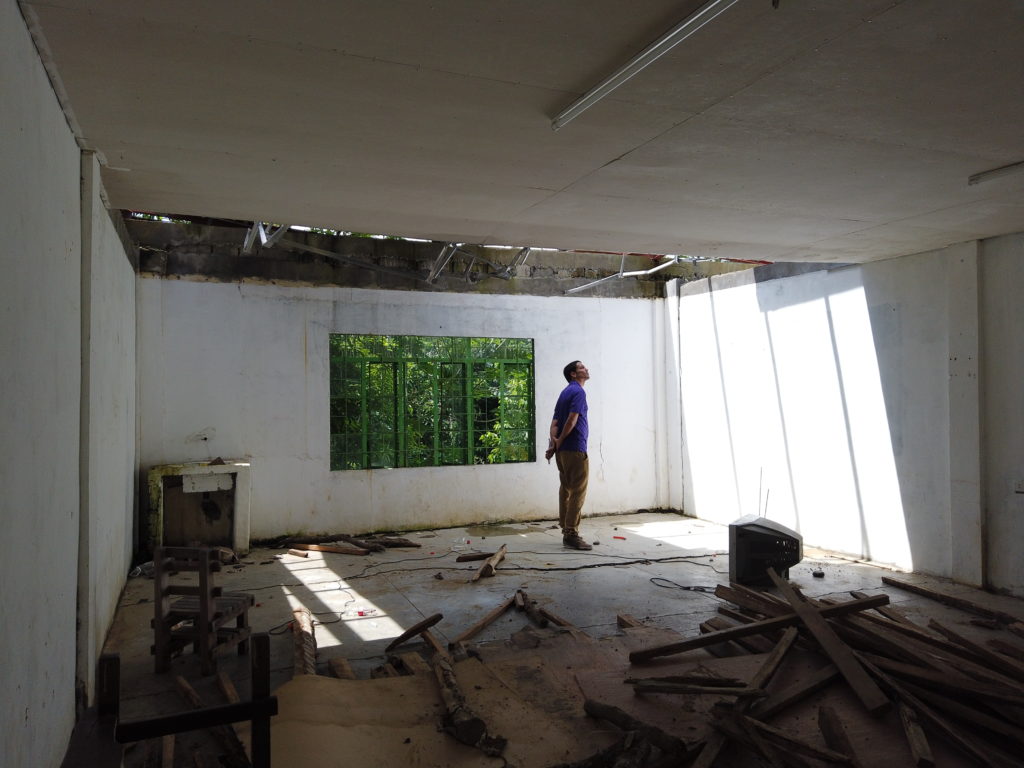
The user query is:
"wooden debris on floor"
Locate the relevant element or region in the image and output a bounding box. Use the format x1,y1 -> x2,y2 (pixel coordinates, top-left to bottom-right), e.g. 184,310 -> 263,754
471,544 -> 507,581
264,573 -> 1024,767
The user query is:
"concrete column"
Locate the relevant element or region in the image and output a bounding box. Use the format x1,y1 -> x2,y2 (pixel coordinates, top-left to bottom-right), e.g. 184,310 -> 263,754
946,241 -> 983,586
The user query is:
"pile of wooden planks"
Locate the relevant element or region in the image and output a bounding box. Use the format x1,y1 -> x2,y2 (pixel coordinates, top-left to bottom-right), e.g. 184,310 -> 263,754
615,569 -> 1024,767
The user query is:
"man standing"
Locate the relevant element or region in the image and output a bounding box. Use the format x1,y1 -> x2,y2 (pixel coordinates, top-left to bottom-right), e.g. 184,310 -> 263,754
546,360 -> 593,550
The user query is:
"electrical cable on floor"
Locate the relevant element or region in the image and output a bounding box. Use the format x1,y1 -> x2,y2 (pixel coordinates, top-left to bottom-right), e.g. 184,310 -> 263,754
120,549 -> 728,605
648,577 -> 716,593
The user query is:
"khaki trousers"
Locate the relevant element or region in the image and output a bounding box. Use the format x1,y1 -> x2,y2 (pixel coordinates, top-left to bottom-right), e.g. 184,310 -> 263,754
556,450 -> 589,535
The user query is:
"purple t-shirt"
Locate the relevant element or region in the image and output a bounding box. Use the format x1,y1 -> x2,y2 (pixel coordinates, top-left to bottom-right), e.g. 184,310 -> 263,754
552,381 -> 588,453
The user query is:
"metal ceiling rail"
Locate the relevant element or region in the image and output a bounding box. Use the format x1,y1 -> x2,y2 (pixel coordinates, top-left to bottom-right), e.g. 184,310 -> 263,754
552,0 -> 742,130
564,254 -> 681,295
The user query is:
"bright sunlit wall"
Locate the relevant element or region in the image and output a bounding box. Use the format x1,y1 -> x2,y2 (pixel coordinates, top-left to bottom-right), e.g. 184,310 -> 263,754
672,245 -> 983,579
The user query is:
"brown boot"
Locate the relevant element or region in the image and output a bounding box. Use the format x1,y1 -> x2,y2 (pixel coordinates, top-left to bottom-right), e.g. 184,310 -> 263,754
562,533 -> 593,551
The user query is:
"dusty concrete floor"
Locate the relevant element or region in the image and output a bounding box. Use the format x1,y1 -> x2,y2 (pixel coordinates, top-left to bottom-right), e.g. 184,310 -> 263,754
104,511 -> 1024,766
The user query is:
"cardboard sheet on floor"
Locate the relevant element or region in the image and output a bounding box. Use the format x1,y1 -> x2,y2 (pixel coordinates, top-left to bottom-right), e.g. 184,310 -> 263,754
271,657 -> 617,767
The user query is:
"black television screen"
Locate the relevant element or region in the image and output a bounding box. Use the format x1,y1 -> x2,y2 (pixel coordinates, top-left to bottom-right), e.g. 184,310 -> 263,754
728,514 -> 803,586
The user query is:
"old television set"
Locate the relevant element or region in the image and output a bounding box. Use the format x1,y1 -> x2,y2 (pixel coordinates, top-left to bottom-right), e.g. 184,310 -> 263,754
728,514 -> 803,586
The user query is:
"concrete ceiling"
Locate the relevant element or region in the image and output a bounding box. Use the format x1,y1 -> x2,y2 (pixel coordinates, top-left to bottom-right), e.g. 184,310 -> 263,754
22,0 -> 1024,263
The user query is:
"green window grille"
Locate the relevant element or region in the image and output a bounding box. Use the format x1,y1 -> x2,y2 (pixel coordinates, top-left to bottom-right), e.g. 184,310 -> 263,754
329,334 -> 535,470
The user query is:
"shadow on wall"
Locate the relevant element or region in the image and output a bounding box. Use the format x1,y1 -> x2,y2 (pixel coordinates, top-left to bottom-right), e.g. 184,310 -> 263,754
675,261 -> 953,574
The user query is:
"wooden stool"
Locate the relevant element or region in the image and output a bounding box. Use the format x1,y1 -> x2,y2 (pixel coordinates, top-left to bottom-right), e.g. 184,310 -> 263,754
152,546 -> 254,675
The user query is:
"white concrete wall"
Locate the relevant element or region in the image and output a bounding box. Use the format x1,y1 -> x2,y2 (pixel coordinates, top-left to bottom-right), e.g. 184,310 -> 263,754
674,243 -> 982,579
0,1 -> 83,765
137,280 -> 665,539
79,154 -> 137,704
981,232 -> 1024,595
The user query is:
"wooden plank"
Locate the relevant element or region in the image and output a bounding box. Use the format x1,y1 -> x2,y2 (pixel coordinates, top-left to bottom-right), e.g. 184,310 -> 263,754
397,651 -> 432,676
690,627 -> 799,768
537,605 -> 579,632
827,600 -> 983,665
471,544 -> 507,581
384,612 -> 443,653
217,670 -> 241,704
450,595 -> 515,644
706,615 -> 774,654
708,716 -> 811,768
583,699 -> 692,757
850,590 -> 915,625
729,714 -> 853,764
216,669 -> 251,761
928,619 -> 1024,682
715,584 -> 786,616
698,619 -> 744,655
630,593 -> 889,663
286,549 -> 308,558
327,657 -> 356,679
881,576 -> 1022,624
898,680 -> 1024,747
370,663 -> 401,678
250,633 -> 271,768
160,735 -> 175,768
834,611 -> 1022,689
616,614 -> 647,628
422,629 -> 450,660
627,679 -> 766,697
172,676 -> 251,768
818,705 -> 865,768
989,637 -> 1024,662
768,569 -> 890,717
750,665 -> 840,721
859,656 -> 1019,768
290,542 -> 369,556
860,652 -> 1024,704
898,703 -> 935,767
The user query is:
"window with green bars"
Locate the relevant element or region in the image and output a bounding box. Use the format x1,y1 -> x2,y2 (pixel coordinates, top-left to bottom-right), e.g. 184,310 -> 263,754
329,334 -> 535,470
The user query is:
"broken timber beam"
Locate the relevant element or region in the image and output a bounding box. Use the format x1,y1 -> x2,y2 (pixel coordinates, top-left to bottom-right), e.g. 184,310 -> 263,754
385,613 -> 444,654
768,569 -> 890,716
471,544 -> 507,581
291,608 -> 317,676
455,551 -> 496,562
629,593 -> 888,663
431,653 -> 505,756
450,595 -> 515,645
515,590 -> 549,628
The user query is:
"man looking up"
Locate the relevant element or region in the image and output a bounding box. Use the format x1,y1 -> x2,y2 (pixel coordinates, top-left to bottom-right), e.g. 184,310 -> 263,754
545,360 -> 592,550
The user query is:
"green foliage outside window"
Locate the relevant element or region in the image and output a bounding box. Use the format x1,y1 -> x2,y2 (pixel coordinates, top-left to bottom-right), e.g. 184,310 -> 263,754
330,334 -> 535,470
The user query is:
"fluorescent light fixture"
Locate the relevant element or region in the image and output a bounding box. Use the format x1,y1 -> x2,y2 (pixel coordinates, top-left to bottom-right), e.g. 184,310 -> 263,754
552,0 -> 742,131
968,158 -> 1024,186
